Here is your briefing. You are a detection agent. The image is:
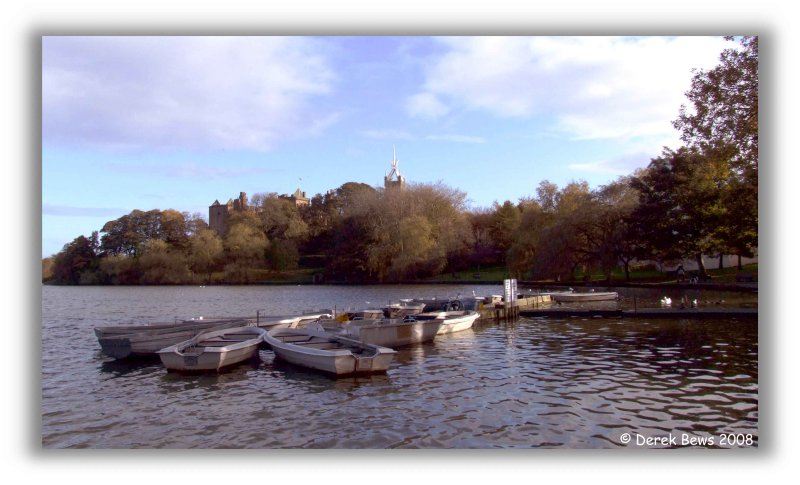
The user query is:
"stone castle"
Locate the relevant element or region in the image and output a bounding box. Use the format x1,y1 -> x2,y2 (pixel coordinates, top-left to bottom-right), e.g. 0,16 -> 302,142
209,148 -> 405,235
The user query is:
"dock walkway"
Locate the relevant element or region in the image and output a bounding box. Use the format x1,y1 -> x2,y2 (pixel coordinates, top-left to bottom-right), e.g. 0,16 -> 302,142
518,307 -> 757,319
476,295 -> 757,321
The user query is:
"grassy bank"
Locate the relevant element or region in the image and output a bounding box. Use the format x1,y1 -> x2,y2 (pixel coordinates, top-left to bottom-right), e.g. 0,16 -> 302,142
241,263 -> 758,286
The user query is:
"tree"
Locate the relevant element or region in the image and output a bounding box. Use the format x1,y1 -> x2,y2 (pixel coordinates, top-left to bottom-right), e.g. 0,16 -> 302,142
583,178 -> 639,281
100,209 -> 163,257
324,182 -> 470,282
490,201 -> 521,263
99,254 -> 140,285
467,208 -> 496,267
159,209 -> 190,250
630,147 -> 730,277
138,239 -> 191,284
598,177 -> 641,280
673,36 -> 758,258
532,181 -> 593,280
507,201 -> 546,279
674,36 -> 758,180
188,228 -> 224,283
50,235 -> 100,284
223,217 -> 269,282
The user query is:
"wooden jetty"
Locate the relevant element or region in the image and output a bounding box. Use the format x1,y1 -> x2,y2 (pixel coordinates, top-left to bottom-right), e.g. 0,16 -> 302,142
478,295 -> 553,322
476,293 -> 757,322
519,307 -> 757,320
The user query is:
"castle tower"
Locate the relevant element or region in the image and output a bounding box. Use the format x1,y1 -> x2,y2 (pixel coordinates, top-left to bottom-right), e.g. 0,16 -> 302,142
384,145 -> 406,190
209,192 -> 248,235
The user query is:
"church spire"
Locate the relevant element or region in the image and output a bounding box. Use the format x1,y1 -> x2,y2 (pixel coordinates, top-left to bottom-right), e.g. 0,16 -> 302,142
384,145 -> 406,190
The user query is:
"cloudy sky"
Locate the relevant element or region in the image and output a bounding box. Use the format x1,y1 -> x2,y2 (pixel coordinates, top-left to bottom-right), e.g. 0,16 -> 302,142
42,35 -> 733,257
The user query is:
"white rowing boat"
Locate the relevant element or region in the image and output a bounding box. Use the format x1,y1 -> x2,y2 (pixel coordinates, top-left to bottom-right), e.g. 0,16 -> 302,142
157,326 -> 267,372
311,317 -> 443,347
413,310 -> 481,334
265,327 -> 396,376
96,319 -> 251,359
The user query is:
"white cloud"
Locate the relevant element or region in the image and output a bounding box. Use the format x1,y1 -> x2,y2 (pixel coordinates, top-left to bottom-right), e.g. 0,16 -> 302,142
43,37 -> 338,151
568,151 -> 658,177
413,36 -> 731,144
109,161 -> 273,179
358,129 -> 415,140
425,134 -> 486,144
406,92 -> 450,119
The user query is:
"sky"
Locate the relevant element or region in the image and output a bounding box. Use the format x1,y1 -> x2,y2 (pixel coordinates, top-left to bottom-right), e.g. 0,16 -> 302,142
41,35 -> 735,257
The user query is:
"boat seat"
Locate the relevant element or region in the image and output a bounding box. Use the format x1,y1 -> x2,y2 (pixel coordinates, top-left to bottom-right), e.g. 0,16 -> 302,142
291,338 -> 332,345
197,341 -> 236,347
295,342 -> 340,350
279,336 -> 315,343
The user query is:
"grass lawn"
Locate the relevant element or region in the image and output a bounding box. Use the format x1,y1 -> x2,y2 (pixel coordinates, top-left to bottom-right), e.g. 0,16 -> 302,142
576,263 -> 758,284
424,266 -> 512,283
206,263 -> 757,286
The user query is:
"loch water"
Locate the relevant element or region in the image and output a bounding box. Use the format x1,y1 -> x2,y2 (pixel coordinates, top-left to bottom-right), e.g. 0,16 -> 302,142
41,284 -> 758,449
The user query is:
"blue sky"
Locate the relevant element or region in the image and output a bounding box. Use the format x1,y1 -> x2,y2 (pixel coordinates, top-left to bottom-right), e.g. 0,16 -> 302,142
42,35 -> 733,257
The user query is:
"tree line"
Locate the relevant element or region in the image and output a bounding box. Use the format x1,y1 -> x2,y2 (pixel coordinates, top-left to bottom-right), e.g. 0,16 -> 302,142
42,37 -> 757,286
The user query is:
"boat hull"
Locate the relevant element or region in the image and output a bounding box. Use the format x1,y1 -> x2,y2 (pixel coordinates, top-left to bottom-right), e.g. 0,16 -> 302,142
322,318 -> 442,347
435,311 -> 481,334
97,319 -> 249,359
265,328 -> 396,376
157,326 -> 267,372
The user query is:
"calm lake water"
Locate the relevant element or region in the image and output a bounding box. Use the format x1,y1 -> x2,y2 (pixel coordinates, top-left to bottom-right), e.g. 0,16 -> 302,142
41,284 -> 758,449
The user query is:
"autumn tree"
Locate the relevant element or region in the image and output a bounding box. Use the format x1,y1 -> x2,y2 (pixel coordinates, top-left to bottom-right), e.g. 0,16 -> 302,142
506,200 -> 546,279
327,182 -> 471,282
188,228 -> 224,283
301,182 -> 377,262
223,211 -> 269,282
50,235 -> 100,284
490,200 -> 522,263
673,35 -> 758,260
466,208 -> 496,267
251,193 -> 309,271
138,239 -> 191,284
630,147 -> 730,277
531,181 -> 593,280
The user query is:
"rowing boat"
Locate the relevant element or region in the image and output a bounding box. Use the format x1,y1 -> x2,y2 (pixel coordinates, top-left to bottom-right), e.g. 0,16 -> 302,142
157,326 -> 267,372
265,327 -> 396,376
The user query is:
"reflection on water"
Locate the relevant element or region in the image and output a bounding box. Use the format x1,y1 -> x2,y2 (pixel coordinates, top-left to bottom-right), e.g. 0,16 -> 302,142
42,285 -> 757,449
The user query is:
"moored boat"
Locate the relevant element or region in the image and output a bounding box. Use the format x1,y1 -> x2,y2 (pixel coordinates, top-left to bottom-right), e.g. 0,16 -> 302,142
343,308 -> 385,320
413,310 -> 481,334
157,326 -> 267,372
311,316 -> 443,347
93,317 -> 250,339
381,302 -> 426,319
265,327 -> 396,376
96,318 -> 251,359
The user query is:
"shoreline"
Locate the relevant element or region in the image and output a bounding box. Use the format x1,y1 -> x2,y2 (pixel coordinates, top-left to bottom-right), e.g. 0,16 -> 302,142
41,279 -> 758,293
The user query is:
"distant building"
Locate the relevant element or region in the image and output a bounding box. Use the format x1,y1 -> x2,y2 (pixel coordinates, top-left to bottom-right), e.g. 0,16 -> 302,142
209,189 -> 311,236
384,145 -> 406,191
208,191 -> 251,235
209,147 -> 405,235
279,188 -> 310,208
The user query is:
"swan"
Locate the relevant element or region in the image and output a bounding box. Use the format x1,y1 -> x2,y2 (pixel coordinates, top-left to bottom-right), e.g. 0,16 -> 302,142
660,296 -> 672,306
